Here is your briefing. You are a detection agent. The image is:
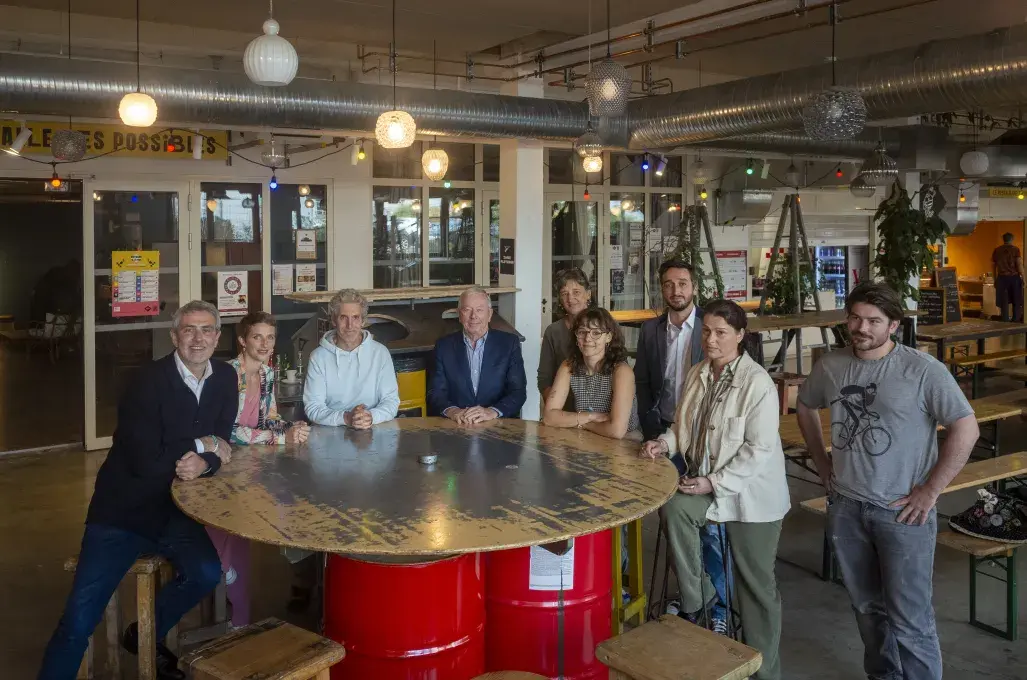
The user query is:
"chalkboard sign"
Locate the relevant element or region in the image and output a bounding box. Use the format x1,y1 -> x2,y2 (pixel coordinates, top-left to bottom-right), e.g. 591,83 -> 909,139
934,267 -> 962,323
918,287 -> 945,326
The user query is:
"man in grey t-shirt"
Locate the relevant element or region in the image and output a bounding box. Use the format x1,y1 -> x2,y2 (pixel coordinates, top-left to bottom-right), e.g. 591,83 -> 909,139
797,282 -> 978,680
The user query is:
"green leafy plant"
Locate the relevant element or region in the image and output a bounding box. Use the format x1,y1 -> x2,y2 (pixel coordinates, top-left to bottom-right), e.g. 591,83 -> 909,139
873,180 -> 949,304
666,206 -> 724,305
762,257 -> 819,315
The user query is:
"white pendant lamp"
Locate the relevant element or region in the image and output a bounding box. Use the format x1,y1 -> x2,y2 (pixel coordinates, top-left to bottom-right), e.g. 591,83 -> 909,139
119,0 -> 157,127
243,0 -> 299,87
582,155 -> 603,174
375,0 -> 416,149
420,43 -> 449,180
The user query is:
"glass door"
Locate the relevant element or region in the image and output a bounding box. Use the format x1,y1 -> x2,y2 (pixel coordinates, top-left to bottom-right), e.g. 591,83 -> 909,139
481,190 -> 499,286
544,194 -> 600,327
83,181 -> 191,450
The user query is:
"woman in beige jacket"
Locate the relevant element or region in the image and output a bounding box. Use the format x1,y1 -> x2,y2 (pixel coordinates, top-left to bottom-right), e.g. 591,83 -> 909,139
641,299 -> 789,680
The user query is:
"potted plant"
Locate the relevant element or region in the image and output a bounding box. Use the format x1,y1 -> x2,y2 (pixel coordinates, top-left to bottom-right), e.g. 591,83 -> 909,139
873,180 -> 949,304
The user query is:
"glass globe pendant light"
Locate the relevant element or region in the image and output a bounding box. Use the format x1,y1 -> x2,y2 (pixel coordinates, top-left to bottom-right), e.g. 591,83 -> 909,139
375,0 -> 416,149
860,142 -> 898,187
582,155 -> 603,174
801,3 -> 865,140
119,0 -> 157,127
584,0 -> 631,117
52,1 -> 88,161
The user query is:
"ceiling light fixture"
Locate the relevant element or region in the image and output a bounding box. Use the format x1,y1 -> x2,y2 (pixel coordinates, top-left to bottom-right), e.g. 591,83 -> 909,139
641,155 -> 650,172
745,158 -> 755,175
4,125 -> 32,156
859,142 -> 898,186
443,179 -> 451,189
411,200 -> 421,213
118,0 -> 158,127
93,191 -> 101,202
269,174 -> 278,190
49,165 -> 62,189
192,132 -> 203,160
53,1 -> 88,162
621,199 -> 634,212
785,162 -> 801,187
584,0 -> 631,117
304,197 -> 315,208
583,187 -> 591,200
582,155 -> 603,174
243,0 -> 298,86
802,2 -> 866,140
848,175 -> 876,198
206,198 -> 218,212
421,42 -> 450,181
835,166 -> 844,178
654,155 -> 667,177
573,126 -> 605,159
298,184 -> 310,196
692,157 -> 708,185
375,0 -> 416,149
357,142 -> 366,160
261,134 -> 287,168
699,187 -> 708,200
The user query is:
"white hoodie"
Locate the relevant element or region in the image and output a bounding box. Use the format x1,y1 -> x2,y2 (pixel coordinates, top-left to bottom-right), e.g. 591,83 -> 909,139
302,330 -> 400,426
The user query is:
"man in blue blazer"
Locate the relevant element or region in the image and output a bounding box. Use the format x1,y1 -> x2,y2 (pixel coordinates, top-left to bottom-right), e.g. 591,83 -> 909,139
428,286 -> 526,423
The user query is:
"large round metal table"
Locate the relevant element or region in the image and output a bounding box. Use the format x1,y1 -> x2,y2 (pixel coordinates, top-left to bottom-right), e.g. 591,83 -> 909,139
172,417 -> 678,678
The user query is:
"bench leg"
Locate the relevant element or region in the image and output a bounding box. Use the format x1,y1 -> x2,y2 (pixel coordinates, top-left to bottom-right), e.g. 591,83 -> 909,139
105,588 -> 122,680
137,571 -> 157,680
968,550 -> 1019,641
972,366 -> 981,399
316,670 -> 331,680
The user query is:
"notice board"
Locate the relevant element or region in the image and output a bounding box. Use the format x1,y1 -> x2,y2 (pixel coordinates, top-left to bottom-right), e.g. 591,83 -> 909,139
933,267 -> 962,323
918,287 -> 945,326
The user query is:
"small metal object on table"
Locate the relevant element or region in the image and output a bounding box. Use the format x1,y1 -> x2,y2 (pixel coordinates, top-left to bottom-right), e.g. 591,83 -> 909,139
173,418 -> 678,680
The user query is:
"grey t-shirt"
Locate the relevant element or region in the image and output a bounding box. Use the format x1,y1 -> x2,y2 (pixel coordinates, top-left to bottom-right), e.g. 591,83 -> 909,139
798,344 -> 973,508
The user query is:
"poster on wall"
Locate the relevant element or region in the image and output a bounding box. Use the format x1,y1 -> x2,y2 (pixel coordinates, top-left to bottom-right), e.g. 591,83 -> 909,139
217,271 -> 249,316
296,229 -> 317,260
715,250 -> 748,300
111,250 -> 160,317
610,244 -> 624,270
272,264 -> 294,295
500,238 -> 515,275
295,264 -> 318,292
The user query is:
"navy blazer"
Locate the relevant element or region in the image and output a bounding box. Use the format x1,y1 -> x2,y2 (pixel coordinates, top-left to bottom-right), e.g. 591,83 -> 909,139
86,353 -> 237,540
428,330 -> 527,418
634,307 -> 705,441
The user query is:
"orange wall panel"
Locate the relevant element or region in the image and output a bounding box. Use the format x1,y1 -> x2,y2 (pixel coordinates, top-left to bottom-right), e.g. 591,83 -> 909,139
945,220 -> 1024,278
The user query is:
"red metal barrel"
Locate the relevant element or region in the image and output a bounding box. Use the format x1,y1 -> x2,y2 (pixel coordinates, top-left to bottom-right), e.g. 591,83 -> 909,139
484,531 -> 613,679
324,552 -> 485,680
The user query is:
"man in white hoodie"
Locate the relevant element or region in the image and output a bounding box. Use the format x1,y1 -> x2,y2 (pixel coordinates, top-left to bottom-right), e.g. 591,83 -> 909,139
303,289 -> 400,428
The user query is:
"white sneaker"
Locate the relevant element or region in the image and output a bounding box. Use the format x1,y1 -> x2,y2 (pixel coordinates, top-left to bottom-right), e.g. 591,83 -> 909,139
711,617 -> 728,635
665,599 -> 681,616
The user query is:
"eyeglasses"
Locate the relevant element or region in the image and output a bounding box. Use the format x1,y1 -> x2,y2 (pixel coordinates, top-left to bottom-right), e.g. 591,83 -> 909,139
575,328 -> 609,340
179,325 -> 219,338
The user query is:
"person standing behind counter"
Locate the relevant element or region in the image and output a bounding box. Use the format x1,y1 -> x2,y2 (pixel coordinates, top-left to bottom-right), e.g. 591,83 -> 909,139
303,289 -> 399,429
538,268 -> 592,411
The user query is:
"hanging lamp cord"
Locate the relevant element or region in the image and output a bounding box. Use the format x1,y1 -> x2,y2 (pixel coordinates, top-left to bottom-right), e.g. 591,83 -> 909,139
606,0 -> 612,57
830,2 -> 837,86
135,0 -> 141,90
391,0 -> 397,109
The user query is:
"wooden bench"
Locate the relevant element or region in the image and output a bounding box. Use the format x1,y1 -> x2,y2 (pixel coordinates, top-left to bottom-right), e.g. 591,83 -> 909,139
798,452 -> 1027,640
65,555 -> 164,680
596,614 -> 762,680
949,348 -> 1027,397
179,618 -> 344,679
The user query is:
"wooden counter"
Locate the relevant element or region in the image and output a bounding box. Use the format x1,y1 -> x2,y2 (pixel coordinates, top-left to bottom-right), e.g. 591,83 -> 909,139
172,418 -> 678,557
285,285 -> 519,304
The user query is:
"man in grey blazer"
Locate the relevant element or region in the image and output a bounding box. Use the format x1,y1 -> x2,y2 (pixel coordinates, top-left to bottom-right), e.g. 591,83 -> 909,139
635,259 -> 705,442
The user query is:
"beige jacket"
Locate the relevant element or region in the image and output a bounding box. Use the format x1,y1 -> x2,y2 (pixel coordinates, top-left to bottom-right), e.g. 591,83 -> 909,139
658,353 -> 790,523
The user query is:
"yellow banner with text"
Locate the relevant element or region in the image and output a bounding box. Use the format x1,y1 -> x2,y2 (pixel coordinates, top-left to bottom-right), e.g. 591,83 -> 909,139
987,187 -> 1024,199
0,121 -> 228,160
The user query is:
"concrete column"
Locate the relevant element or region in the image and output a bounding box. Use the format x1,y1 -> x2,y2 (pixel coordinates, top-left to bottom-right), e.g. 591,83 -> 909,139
499,78 -> 545,420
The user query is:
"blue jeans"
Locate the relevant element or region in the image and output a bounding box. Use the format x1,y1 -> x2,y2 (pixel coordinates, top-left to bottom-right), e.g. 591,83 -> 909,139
701,523 -> 733,620
828,493 -> 941,680
38,514 -> 222,680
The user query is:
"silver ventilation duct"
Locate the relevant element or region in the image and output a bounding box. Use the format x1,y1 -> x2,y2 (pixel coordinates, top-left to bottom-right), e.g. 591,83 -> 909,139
629,25 -> 1027,149
695,132 -> 898,161
0,53 -> 587,141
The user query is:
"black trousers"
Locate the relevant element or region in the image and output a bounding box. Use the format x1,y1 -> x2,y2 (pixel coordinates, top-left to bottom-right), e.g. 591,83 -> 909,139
996,275 -> 1024,323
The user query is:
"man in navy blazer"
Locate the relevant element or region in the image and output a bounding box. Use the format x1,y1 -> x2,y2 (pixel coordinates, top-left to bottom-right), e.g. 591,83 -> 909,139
39,301 -> 236,680
428,286 -> 526,423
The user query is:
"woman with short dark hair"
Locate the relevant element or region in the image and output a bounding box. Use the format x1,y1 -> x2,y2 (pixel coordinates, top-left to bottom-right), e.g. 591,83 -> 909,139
543,308 -> 641,441
538,268 -> 592,410
641,299 -> 788,680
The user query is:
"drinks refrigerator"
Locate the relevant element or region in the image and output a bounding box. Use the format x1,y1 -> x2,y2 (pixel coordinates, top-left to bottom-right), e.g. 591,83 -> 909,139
816,245 -> 869,309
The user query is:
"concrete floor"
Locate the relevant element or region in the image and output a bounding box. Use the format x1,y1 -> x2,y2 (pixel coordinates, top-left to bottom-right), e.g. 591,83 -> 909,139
3,377 -> 1027,678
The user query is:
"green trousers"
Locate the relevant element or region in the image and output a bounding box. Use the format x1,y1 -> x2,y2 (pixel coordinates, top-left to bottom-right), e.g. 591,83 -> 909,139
661,492 -> 783,680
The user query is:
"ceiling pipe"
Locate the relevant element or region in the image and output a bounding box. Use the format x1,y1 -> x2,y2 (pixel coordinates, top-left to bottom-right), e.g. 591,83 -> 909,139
629,23 -> 1027,148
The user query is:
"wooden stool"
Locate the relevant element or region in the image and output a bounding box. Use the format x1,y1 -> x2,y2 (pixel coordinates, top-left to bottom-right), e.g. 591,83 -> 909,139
596,614 -> 762,680
180,618 -> 344,679
64,554 -> 165,680
612,519 -> 647,634
771,372 -> 805,415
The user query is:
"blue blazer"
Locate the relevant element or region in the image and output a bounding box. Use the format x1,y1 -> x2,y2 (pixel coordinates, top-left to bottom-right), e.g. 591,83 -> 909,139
428,330 -> 527,418
86,353 -> 236,540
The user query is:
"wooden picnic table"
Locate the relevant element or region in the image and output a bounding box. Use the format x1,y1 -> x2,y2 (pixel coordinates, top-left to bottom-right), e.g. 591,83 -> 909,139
917,319 -> 1027,361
